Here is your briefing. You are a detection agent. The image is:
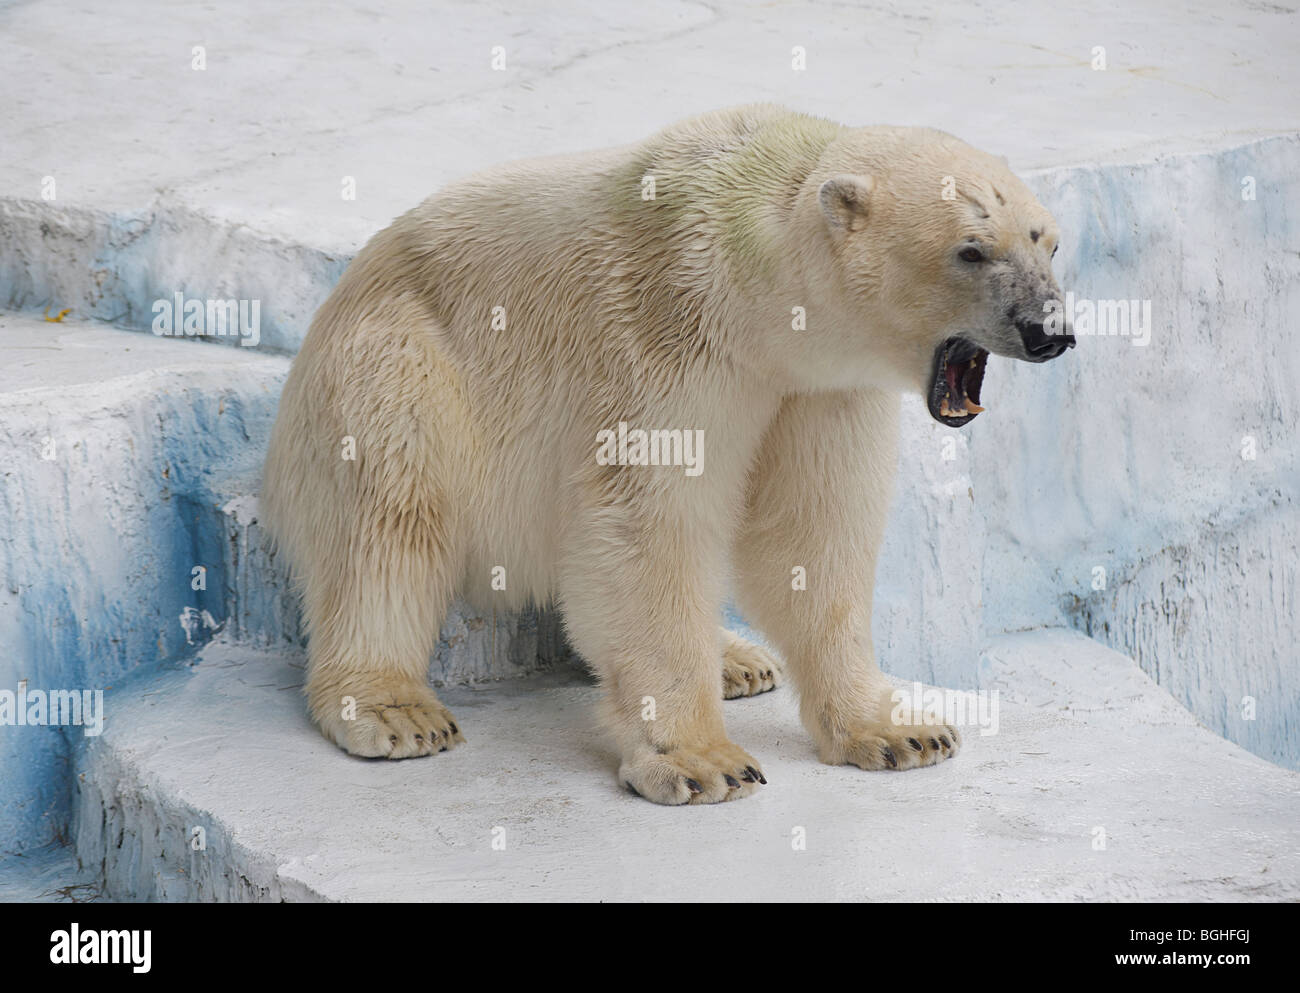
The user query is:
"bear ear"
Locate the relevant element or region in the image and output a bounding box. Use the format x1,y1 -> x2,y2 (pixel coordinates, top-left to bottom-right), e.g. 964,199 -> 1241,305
818,174 -> 874,233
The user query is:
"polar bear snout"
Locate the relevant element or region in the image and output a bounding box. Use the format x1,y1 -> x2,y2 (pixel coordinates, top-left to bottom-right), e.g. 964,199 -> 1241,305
1015,318 -> 1076,362
927,310 -> 1076,427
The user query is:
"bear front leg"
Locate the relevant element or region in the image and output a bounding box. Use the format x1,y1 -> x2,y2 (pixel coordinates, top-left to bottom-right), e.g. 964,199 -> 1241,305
734,389 -> 961,771
558,502 -> 767,804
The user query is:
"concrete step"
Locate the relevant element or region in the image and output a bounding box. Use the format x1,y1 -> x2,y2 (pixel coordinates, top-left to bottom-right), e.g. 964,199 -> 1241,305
0,312 -> 289,855
71,628 -> 1300,901
5,0 -> 1297,321
0,313 -> 576,863
0,842 -> 106,902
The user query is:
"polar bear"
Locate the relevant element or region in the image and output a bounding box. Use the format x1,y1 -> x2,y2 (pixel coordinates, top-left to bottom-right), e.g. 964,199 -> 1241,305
261,104 -> 1074,804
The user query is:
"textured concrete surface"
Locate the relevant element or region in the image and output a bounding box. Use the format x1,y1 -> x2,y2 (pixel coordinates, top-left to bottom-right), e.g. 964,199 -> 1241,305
4,0 -> 1299,350
0,314 -> 288,851
73,630 -> 1300,902
5,0 -> 1297,243
971,136 -> 1300,768
0,843 -> 105,903
0,314 -> 572,852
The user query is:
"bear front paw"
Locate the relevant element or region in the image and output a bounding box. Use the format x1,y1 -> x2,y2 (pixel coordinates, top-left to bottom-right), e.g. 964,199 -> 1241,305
619,740 -> 767,805
821,721 -> 961,771
312,679 -> 465,759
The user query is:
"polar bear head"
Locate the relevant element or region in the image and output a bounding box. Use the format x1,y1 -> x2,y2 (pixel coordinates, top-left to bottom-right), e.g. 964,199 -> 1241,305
812,128 -> 1075,426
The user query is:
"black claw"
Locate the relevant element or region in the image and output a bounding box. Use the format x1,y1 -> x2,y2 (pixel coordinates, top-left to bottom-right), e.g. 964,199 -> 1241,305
908,737 -> 923,751
764,670 -> 773,680
939,735 -> 951,749
724,774 -> 741,788
685,778 -> 703,794
448,722 -> 459,735
740,769 -> 756,782
882,746 -> 898,769
929,737 -> 940,750
746,765 -> 766,786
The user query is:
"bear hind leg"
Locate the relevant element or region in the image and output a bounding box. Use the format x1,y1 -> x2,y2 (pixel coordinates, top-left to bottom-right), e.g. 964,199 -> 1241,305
720,627 -> 783,699
301,497 -> 466,759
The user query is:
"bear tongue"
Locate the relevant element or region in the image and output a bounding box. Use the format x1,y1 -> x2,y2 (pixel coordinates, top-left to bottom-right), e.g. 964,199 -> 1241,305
963,356 -> 987,413
943,356 -> 987,416
945,361 -> 961,398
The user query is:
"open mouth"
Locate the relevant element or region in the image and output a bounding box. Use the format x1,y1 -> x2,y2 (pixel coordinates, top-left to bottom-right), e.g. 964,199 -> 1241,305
927,337 -> 988,427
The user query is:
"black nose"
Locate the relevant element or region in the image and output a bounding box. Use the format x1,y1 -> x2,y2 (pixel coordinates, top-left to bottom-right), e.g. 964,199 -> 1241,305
1017,321 -> 1076,361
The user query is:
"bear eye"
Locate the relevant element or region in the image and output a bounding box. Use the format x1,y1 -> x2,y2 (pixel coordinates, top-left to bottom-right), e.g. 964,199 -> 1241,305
959,246 -> 985,263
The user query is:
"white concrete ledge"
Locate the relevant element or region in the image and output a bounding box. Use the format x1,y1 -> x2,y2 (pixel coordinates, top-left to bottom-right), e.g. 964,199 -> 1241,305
0,314 -> 575,856
72,630 -> 1300,901
0,842 -> 104,903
